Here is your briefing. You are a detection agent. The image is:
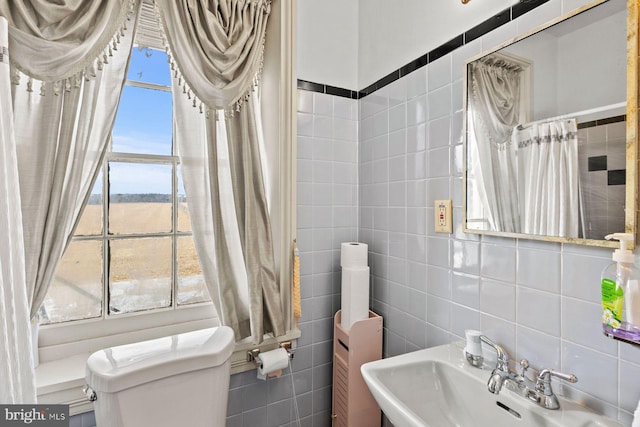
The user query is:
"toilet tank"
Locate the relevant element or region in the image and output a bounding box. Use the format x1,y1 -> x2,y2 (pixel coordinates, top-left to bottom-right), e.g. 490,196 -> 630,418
86,326 -> 235,427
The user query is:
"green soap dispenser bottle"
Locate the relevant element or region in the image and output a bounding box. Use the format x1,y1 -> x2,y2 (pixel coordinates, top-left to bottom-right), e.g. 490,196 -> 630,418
601,233 -> 640,344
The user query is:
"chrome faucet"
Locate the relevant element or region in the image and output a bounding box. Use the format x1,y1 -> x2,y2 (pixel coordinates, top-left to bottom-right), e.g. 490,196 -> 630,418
532,368 -> 578,410
479,335 -> 511,394
468,335 -> 578,410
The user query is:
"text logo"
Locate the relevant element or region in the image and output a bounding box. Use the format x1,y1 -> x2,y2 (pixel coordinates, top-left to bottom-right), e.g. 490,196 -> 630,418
0,405 -> 69,427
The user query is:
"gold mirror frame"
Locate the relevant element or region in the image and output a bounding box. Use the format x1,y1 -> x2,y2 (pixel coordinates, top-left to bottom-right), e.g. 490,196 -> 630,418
462,0 -> 638,249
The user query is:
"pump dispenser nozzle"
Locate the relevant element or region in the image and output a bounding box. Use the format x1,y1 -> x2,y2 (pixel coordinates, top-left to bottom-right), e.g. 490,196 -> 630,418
605,233 -> 635,264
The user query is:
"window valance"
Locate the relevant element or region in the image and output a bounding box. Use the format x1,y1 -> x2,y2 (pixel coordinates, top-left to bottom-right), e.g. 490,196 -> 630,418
0,0 -> 136,85
155,0 -> 271,111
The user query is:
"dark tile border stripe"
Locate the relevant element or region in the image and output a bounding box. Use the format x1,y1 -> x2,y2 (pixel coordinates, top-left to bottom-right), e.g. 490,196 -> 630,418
296,79 -> 359,100
297,0 -> 551,99
512,0 -> 550,19
578,115 -> 626,129
464,8 -> 511,44
430,34 -> 464,63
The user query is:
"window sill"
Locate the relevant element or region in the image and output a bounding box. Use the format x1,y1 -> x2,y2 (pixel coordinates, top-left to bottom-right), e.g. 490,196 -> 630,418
36,353 -> 93,416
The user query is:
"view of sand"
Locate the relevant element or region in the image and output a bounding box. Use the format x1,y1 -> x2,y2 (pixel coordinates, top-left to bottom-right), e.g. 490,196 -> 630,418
41,203 -> 210,324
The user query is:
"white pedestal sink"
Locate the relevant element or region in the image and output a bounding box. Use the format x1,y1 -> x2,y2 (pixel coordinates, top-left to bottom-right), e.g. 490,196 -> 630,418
361,342 -> 622,427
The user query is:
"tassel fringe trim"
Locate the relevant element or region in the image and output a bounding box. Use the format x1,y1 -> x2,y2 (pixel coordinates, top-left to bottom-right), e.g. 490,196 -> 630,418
10,0 -> 137,96
153,0 -> 271,117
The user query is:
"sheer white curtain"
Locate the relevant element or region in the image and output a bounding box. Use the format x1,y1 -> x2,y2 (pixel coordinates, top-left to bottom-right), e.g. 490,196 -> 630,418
156,0 -> 284,343
0,0 -> 138,402
13,22 -> 136,321
513,119 -> 579,237
468,57 -> 527,233
0,16 -> 36,404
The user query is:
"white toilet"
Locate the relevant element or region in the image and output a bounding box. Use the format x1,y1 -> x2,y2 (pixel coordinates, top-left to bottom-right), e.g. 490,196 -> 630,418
85,326 -> 235,427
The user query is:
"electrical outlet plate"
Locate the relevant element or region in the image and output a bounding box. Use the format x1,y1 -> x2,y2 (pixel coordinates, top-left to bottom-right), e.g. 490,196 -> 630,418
434,199 -> 452,233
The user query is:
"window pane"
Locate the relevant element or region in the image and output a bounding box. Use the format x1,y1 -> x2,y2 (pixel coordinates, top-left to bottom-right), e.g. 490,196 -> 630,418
40,240 -> 102,324
109,162 -> 172,234
75,172 -> 103,236
177,167 -> 191,232
109,237 -> 172,314
112,86 -> 172,155
127,48 -> 172,86
177,236 -> 210,305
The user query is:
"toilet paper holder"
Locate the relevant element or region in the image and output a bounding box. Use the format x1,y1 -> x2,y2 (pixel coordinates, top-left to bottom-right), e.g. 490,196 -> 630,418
246,341 -> 294,367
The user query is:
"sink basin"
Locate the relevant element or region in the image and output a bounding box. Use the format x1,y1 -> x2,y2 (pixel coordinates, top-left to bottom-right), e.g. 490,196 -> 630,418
361,343 -> 622,427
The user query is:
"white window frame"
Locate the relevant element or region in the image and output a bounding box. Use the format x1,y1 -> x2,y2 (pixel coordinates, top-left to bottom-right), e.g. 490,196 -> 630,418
36,0 -> 297,414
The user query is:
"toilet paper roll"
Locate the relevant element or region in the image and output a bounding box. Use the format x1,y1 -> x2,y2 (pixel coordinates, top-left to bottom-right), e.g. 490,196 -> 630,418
341,266 -> 370,330
341,242 -> 368,268
256,348 -> 290,380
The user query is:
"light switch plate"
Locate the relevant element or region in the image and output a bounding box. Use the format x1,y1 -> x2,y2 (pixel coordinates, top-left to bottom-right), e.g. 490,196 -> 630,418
434,199 -> 453,233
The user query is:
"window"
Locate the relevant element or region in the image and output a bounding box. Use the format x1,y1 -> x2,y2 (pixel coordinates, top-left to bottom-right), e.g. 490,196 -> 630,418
36,2 -> 296,366
40,47 -> 211,326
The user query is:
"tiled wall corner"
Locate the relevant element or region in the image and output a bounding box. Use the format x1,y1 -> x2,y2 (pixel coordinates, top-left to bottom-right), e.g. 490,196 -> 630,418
226,89 -> 359,427
296,89 -> 359,427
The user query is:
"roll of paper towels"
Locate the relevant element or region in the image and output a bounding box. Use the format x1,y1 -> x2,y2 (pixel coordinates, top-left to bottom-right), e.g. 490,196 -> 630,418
341,266 -> 370,330
256,348 -> 290,380
340,242 -> 368,268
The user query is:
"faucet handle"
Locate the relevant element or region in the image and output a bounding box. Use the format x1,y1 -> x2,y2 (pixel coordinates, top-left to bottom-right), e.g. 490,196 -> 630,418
518,359 -> 540,382
519,359 -> 529,377
535,369 -> 578,396
479,335 -> 509,370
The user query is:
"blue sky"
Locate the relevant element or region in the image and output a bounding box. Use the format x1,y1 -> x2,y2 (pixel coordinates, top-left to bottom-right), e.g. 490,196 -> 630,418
107,48 -> 177,195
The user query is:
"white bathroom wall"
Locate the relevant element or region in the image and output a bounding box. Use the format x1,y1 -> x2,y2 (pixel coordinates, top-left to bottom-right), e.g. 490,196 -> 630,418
358,1 -> 640,425
500,2 -> 626,120
556,6 -> 626,114
358,0 -> 519,89
297,0 -> 359,90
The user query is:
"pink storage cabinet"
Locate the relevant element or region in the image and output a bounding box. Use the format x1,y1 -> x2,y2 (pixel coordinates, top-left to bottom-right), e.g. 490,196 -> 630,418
331,310 -> 383,427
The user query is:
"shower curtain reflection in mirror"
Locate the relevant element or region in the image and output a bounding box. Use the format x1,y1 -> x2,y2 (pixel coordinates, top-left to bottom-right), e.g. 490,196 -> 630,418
513,119 -> 579,238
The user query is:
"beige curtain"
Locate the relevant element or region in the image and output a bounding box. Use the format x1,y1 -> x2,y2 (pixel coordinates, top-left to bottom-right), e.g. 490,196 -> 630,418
0,16 -> 36,404
2,0 -> 139,321
158,0 -> 284,343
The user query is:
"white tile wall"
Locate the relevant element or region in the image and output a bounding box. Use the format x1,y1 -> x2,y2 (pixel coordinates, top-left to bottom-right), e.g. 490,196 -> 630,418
579,120 -> 627,240
357,9 -> 640,425
294,91 -> 360,426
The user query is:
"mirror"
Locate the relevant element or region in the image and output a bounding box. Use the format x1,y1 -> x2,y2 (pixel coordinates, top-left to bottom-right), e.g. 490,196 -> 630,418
463,0 -> 637,248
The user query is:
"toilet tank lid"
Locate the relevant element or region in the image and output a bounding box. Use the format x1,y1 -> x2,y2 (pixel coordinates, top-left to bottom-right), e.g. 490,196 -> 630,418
85,326 -> 235,393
